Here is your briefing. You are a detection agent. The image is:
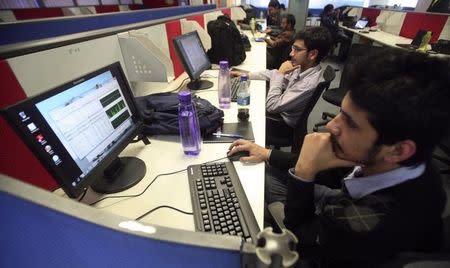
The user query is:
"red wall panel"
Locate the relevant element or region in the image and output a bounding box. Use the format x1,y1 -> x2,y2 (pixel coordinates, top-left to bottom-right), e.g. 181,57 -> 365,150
222,8 -> 231,18
187,14 -> 205,28
143,0 -> 178,8
400,13 -> 426,39
128,4 -> 143,10
95,5 -> 120,13
418,14 -> 447,42
0,60 -> 57,191
361,8 -> 381,27
165,20 -> 184,78
13,8 -> 64,20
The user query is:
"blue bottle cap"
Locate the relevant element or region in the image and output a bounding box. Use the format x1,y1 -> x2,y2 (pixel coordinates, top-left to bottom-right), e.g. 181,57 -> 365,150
219,61 -> 229,69
240,74 -> 248,81
178,90 -> 192,102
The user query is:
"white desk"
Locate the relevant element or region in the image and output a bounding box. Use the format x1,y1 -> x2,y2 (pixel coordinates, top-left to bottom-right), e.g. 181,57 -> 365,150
341,26 -> 448,58
65,30 -> 267,232
341,26 -> 414,48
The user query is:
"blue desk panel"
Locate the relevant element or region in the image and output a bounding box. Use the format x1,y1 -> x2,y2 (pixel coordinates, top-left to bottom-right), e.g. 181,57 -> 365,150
0,5 -> 215,45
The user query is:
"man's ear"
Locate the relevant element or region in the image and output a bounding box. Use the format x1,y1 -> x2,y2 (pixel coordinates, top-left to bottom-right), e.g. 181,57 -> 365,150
309,49 -> 318,61
384,140 -> 416,164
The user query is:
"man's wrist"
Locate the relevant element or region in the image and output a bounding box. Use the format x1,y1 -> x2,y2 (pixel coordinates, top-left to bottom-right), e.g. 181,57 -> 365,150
294,165 -> 316,181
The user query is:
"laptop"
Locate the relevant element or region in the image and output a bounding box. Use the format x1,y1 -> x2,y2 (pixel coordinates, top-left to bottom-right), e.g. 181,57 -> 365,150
396,30 -> 428,50
350,19 -> 369,29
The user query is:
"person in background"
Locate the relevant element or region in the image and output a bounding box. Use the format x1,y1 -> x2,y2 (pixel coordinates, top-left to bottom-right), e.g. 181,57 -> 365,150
265,13 -> 296,69
265,0 -> 282,36
279,3 -> 287,15
320,3 -> 351,60
232,27 -> 331,130
265,13 -> 295,48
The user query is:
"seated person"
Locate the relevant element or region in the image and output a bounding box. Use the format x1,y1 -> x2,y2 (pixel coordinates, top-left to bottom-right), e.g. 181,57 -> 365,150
265,0 -> 282,36
232,27 -> 332,131
231,49 -> 450,266
266,14 -> 296,69
320,4 -> 351,60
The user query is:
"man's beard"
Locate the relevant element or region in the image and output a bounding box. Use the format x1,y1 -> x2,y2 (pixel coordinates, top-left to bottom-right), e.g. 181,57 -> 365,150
330,134 -> 381,166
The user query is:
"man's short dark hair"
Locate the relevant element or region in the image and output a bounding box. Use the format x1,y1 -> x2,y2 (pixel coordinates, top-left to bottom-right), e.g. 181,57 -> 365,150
268,0 -> 280,8
294,27 -> 332,62
346,49 -> 450,166
282,14 -> 296,28
324,4 -> 334,13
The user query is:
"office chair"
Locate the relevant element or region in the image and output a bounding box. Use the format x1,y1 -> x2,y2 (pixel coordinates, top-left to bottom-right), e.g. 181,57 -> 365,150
266,40 -> 293,70
434,133 -> 450,175
313,44 -> 385,132
266,65 -> 335,154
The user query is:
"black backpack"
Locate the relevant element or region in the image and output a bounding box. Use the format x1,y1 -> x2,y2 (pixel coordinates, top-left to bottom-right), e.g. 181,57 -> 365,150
135,92 -> 224,137
207,15 -> 246,66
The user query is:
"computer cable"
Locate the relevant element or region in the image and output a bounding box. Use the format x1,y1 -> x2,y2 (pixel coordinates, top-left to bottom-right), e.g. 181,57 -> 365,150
88,167 -> 186,206
77,188 -> 88,202
89,156 -> 229,206
135,205 -> 193,221
169,77 -> 190,93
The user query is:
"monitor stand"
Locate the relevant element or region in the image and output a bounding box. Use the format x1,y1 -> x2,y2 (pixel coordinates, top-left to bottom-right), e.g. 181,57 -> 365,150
91,156 -> 146,194
187,78 -> 213,90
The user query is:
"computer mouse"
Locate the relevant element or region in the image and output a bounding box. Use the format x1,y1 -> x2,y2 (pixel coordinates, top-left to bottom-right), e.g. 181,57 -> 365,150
227,150 -> 250,161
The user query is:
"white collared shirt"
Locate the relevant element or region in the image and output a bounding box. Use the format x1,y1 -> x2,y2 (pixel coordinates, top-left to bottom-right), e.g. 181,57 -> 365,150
249,64 -> 322,127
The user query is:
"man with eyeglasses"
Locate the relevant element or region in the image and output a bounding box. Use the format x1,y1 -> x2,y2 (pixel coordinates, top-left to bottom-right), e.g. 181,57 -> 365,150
231,26 -> 332,130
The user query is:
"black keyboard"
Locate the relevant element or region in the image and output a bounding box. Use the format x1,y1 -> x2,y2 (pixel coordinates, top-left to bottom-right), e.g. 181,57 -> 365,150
187,162 -> 259,242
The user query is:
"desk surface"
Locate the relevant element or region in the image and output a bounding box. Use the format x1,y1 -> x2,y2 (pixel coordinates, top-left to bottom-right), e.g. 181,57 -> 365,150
56,30 -> 268,231
341,26 -> 448,58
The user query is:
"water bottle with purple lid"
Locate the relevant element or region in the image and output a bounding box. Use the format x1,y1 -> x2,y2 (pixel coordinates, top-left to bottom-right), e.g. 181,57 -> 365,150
218,60 -> 231,109
178,90 -> 201,155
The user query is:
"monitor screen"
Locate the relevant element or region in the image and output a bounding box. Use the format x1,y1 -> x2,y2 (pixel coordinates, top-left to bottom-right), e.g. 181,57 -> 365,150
2,62 -> 146,198
173,31 -> 213,90
354,19 -> 368,29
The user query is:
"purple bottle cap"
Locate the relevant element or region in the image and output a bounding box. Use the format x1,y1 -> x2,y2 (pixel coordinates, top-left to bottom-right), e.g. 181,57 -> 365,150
178,90 -> 192,103
219,61 -> 229,69
240,74 -> 248,81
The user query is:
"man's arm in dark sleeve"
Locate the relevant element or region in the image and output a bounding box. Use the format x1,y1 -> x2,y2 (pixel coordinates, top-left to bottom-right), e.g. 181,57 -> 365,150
268,149 -> 298,170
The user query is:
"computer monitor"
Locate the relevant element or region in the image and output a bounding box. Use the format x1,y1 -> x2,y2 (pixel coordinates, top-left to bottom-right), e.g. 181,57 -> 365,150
1,62 -> 146,198
354,19 -> 369,29
173,31 -> 213,90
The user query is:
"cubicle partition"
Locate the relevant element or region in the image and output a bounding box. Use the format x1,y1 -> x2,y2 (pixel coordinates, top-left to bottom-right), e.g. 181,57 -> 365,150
0,5 -> 245,191
349,7 -> 450,42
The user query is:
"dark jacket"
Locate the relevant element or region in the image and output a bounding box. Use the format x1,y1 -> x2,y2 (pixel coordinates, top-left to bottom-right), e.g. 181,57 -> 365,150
284,163 -> 446,266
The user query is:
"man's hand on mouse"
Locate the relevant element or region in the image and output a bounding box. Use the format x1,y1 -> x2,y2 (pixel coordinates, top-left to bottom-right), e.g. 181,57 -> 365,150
228,139 -> 269,163
230,71 -> 243,78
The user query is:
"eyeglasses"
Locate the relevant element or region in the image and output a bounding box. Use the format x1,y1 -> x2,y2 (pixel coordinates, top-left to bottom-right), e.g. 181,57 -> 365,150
291,45 -> 308,53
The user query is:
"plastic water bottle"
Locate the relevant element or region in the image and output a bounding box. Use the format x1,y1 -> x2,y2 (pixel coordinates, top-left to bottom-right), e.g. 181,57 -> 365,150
237,74 -> 250,121
250,18 -> 256,33
178,90 -> 201,155
417,31 -> 432,53
218,60 -> 231,109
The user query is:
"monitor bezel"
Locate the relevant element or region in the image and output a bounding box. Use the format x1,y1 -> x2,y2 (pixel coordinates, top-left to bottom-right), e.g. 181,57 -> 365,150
173,30 -> 211,82
1,62 -> 143,198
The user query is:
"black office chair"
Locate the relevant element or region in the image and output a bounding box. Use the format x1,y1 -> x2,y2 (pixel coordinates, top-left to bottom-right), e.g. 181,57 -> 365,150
266,40 -> 293,70
266,65 -> 335,154
434,134 -> 450,175
313,44 -> 385,132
